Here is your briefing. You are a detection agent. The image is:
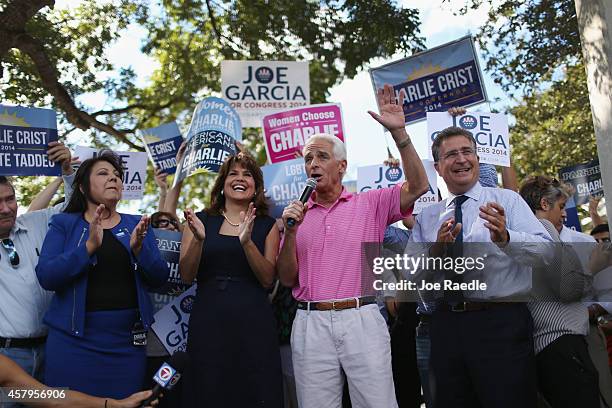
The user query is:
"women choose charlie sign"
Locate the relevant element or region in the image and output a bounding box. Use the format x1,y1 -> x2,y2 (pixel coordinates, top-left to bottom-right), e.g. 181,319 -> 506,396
174,97 -> 242,185
262,103 -> 345,163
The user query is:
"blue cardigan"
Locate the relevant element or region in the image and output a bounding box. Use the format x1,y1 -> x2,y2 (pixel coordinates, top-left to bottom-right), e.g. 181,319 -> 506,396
36,212 -> 169,337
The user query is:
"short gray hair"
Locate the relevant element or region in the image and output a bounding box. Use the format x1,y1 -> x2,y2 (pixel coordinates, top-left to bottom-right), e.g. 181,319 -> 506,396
302,133 -> 347,161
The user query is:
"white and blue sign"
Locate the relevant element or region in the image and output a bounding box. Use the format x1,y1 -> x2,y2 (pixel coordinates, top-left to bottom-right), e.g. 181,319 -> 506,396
0,105 -> 61,176
370,36 -> 487,125
150,229 -> 190,303
357,161 -> 438,214
151,285 -> 197,355
563,196 -> 582,232
427,111 -> 510,167
75,146 -> 148,200
174,97 -> 242,185
139,122 -> 184,174
559,159 -> 603,206
262,158 -> 308,219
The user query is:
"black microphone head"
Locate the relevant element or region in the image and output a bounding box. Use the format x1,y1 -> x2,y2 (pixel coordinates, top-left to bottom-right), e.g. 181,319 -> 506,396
305,178 -> 317,189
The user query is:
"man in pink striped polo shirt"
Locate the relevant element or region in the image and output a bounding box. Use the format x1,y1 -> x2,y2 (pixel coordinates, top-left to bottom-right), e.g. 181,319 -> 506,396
277,84 -> 429,408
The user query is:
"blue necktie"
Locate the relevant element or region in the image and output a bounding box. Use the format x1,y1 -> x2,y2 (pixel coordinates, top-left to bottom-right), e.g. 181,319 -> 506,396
445,195 -> 468,303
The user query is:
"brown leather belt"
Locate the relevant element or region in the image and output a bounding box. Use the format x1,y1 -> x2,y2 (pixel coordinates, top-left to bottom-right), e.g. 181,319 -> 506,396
297,296 -> 377,311
439,301 -> 515,313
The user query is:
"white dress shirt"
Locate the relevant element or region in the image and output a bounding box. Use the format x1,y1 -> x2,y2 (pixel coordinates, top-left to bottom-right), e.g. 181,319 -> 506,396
407,182 -> 553,300
0,174 -> 74,338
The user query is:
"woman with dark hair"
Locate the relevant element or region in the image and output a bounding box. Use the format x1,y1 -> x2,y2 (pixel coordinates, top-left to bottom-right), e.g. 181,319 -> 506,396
35,150 -> 169,399
179,152 -> 282,407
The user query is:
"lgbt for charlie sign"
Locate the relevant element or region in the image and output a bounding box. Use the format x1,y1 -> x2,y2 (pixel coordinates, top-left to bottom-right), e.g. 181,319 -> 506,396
0,105 -> 61,176
262,158 -> 308,218
262,103 -> 345,164
174,97 -> 242,185
370,36 -> 487,125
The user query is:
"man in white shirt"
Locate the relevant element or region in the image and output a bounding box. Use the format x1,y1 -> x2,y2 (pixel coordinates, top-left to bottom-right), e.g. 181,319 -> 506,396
0,141 -> 74,389
408,126 -> 552,408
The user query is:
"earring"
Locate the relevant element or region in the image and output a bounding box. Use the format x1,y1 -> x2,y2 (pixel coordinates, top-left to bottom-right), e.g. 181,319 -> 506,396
221,189 -> 224,196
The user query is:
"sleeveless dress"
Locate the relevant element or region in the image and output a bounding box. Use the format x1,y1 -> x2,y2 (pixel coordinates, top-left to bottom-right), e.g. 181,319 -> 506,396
182,213 -> 283,407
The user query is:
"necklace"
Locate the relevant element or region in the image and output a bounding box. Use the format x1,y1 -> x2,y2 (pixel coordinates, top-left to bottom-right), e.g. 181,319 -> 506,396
221,211 -> 240,227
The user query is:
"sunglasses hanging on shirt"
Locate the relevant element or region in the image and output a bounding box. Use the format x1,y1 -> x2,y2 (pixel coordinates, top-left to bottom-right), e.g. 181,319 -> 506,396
1,238 -> 20,267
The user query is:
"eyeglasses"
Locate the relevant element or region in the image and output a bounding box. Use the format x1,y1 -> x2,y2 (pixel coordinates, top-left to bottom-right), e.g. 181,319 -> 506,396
152,219 -> 178,229
441,147 -> 476,161
1,238 -> 19,267
596,237 -> 611,243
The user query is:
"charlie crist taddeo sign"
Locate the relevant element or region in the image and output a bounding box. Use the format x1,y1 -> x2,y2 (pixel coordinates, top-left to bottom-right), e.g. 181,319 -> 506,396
0,105 -> 61,176
221,61 -> 310,128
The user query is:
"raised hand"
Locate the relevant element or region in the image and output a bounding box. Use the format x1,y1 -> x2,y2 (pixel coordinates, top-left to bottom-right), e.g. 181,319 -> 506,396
238,202 -> 256,246
448,106 -> 467,117
86,204 -> 105,255
184,208 -> 205,241
367,84 -> 405,132
479,202 -> 509,246
154,168 -> 169,192
176,141 -> 187,164
47,141 -> 73,175
130,215 -> 151,256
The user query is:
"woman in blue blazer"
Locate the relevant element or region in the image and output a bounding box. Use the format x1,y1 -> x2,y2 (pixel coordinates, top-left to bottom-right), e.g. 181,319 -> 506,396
36,150 -> 169,399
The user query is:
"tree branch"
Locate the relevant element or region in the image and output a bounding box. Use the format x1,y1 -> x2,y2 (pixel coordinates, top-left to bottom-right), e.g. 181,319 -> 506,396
0,0 -> 54,59
204,0 -> 249,56
16,33 -> 143,150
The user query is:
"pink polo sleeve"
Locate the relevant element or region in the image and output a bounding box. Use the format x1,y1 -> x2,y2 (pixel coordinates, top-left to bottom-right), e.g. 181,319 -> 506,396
364,182 -> 412,228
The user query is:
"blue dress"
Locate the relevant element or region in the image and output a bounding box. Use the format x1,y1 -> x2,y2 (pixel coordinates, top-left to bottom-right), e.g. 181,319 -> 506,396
182,213 -> 283,407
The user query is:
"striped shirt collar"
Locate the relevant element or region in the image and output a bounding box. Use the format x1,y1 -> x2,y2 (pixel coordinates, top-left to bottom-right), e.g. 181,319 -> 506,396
445,181 -> 482,208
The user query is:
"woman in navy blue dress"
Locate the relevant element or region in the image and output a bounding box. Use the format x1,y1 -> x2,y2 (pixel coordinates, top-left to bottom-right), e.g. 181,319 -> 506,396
180,152 -> 283,407
36,151 -> 169,399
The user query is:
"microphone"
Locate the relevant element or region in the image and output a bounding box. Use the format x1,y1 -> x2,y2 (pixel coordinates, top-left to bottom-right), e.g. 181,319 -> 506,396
139,351 -> 188,408
287,178 -> 317,227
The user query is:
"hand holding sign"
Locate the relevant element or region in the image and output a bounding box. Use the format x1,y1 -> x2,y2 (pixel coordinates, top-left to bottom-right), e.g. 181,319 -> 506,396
184,209 -> 205,242
368,84 -> 405,133
86,204 -> 105,255
238,202 -> 256,246
46,141 -> 73,175
154,168 -> 169,193
131,215 -> 151,257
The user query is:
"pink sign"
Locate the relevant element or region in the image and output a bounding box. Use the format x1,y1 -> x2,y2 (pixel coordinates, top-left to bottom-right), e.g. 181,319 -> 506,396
262,103 -> 345,163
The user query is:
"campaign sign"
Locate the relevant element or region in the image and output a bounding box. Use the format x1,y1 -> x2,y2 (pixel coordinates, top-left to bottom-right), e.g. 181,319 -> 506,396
74,146 -> 148,200
262,158 -> 307,219
151,285 -> 197,355
174,97 -> 241,185
370,36 -> 487,125
139,122 -> 184,174
0,105 -> 61,176
426,112 -> 510,167
559,159 -> 603,206
262,103 -> 345,163
357,160 -> 438,214
151,229 -> 190,300
222,60 -> 310,128
563,197 -> 582,232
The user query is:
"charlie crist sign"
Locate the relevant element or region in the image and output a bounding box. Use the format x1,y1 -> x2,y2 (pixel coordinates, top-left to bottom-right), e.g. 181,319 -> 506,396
221,60 -> 310,128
